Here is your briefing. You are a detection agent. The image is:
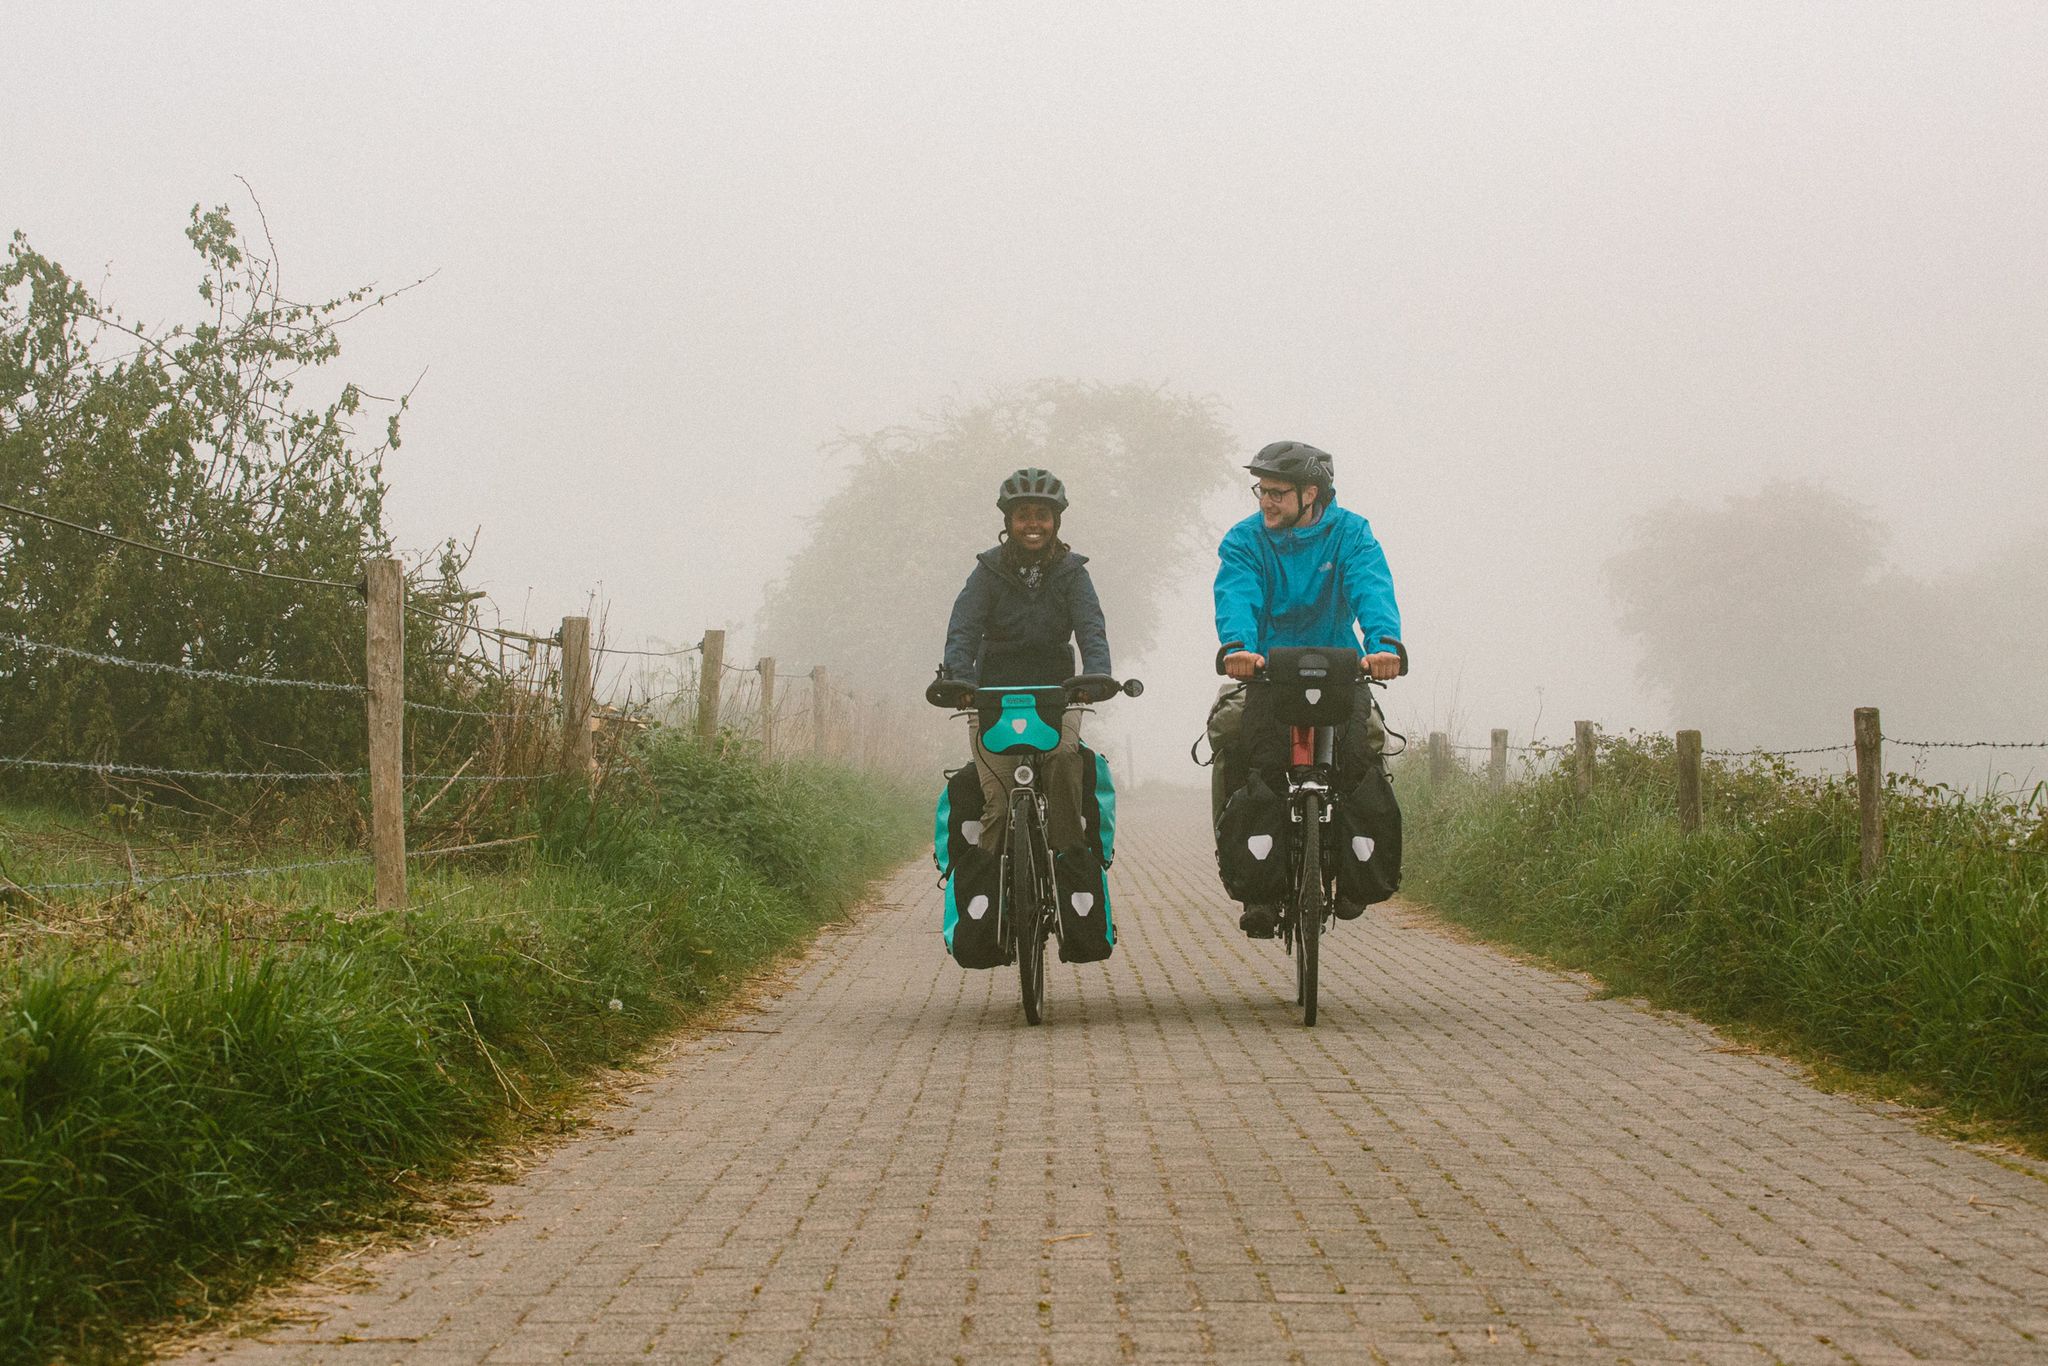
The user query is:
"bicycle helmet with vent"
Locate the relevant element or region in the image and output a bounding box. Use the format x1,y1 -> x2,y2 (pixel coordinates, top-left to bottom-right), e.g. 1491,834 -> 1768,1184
1244,441 -> 1334,493
996,467 -> 1069,513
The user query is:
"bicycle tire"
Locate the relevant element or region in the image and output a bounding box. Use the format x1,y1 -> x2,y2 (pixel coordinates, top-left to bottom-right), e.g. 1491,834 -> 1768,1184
1297,793 -> 1321,1026
1013,812 -> 1047,1026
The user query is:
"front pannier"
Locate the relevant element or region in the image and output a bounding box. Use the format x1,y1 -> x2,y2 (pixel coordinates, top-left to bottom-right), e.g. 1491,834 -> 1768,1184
935,766 -> 1008,968
1215,770 -> 1290,903
1261,646 -> 1359,728
1053,845 -> 1114,962
1332,761 -> 1402,907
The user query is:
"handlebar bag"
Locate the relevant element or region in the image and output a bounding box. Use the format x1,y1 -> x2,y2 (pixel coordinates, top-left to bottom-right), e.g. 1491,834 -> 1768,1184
975,687 -> 1066,755
1332,760 -> 1402,907
1215,770 -> 1290,903
1261,647 -> 1359,727
936,766 -> 1008,968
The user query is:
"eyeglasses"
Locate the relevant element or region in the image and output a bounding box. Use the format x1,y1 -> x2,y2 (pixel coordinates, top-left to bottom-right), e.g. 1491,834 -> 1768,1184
1253,482 -> 1299,503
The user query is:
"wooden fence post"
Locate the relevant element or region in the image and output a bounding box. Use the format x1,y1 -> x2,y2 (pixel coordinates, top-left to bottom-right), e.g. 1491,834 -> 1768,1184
1574,721 -> 1595,797
559,616 -> 593,778
1855,706 -> 1883,879
1677,729 -> 1702,833
758,657 -> 777,760
1428,731 -> 1450,784
697,629 -> 725,741
1489,729 -> 1508,790
364,557 -> 406,910
811,666 -> 829,756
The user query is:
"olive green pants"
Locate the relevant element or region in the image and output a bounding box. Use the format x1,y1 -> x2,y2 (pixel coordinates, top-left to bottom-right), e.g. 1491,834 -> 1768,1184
968,711 -> 1086,854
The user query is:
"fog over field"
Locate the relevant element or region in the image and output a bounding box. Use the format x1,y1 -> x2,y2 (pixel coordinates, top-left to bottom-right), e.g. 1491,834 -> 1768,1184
9,2 -> 2045,788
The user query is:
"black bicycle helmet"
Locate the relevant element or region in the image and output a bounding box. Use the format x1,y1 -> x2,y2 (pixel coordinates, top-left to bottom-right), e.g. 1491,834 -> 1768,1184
996,467 -> 1069,513
1244,441 -> 1334,493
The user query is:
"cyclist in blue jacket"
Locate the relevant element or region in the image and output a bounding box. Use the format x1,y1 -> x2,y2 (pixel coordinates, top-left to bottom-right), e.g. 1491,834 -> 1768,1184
943,468 -> 1113,856
1213,441 -> 1403,937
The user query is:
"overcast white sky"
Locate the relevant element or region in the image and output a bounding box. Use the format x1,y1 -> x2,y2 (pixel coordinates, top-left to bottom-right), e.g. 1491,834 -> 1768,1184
9,2 -> 2046,776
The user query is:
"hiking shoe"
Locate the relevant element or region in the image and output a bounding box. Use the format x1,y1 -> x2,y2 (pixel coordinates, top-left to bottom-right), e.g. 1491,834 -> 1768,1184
1239,904 -> 1278,938
1334,898 -> 1366,921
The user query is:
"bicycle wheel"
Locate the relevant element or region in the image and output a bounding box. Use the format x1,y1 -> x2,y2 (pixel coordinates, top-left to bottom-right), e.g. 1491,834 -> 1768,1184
1012,816 -> 1047,1026
1296,793 -> 1322,1026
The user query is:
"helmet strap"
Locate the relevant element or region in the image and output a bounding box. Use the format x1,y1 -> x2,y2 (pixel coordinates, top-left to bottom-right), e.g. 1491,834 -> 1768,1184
1271,486 -> 1320,531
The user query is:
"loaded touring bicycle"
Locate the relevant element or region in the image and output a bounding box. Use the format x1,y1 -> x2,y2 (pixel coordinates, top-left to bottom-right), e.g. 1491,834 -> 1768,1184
927,672 -> 1141,1024
1215,639 -> 1406,1026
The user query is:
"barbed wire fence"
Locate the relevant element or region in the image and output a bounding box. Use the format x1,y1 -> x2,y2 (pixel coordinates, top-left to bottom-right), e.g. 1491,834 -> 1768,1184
0,505 -> 935,912
1419,709 -> 2047,879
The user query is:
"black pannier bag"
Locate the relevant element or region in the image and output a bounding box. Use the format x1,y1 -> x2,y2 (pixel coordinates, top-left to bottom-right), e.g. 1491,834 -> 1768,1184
935,766 -> 1008,968
1261,646 -> 1359,728
936,765 -> 985,875
1053,846 -> 1114,962
1216,769 -> 1291,903
1332,760 -> 1402,907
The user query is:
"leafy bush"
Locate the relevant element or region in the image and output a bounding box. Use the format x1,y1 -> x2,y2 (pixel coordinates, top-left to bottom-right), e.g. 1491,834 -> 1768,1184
1,208 -> 518,820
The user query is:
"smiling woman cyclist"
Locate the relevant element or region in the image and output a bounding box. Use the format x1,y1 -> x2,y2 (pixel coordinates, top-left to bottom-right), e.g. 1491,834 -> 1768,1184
941,467 -> 1113,857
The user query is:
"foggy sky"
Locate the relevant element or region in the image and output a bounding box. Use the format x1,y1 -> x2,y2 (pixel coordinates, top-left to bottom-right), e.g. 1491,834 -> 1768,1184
9,2 -> 2046,781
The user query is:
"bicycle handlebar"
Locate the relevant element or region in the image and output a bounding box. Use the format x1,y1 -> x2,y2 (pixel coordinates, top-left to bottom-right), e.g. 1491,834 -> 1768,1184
924,672 -> 1143,709
1215,637 -> 1409,679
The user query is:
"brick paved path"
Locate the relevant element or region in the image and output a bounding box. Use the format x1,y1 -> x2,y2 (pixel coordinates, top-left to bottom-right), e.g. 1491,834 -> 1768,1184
183,796 -> 2048,1364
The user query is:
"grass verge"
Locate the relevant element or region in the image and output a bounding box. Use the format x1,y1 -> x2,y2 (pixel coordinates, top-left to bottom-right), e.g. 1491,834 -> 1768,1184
0,731 -> 926,1365
1397,735 -> 2048,1153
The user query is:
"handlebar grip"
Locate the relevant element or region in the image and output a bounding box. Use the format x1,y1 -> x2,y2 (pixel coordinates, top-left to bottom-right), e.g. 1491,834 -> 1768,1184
925,679 -> 971,709
1214,642 -> 1246,676
1378,636 -> 1410,677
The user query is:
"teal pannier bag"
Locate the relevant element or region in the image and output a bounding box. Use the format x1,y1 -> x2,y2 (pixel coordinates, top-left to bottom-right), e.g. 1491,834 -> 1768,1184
935,766 -> 1007,969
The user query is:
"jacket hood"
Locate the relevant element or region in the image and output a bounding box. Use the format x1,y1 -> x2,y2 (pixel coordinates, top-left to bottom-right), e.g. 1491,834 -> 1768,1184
976,544 -> 1089,582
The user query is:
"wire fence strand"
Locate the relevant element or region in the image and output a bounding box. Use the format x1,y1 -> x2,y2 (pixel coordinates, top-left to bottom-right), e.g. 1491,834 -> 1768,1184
3,633 -> 365,692
0,498 -> 362,590
4,834 -> 539,896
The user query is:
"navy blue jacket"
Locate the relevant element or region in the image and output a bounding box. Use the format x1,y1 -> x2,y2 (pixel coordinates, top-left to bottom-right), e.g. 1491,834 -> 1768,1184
944,545 -> 1112,687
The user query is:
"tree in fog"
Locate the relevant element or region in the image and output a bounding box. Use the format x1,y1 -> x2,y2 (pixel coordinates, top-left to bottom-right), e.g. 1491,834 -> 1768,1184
1604,482 -> 1898,746
757,379 -> 1236,695
1608,483 -> 2048,772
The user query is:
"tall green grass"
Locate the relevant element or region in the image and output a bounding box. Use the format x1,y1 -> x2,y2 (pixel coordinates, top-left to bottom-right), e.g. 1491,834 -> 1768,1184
0,731 -> 925,1364
1400,736 -> 2048,1143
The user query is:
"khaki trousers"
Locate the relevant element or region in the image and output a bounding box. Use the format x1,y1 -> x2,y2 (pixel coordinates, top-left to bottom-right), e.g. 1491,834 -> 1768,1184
968,711 -> 1086,854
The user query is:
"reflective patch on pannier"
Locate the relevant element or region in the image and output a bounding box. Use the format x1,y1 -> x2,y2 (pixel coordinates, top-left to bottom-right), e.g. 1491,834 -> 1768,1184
1216,771 -> 1290,903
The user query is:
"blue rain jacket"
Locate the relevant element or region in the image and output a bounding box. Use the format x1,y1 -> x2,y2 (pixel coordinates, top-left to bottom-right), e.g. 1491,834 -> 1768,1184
944,545 -> 1112,687
1214,500 -> 1401,657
